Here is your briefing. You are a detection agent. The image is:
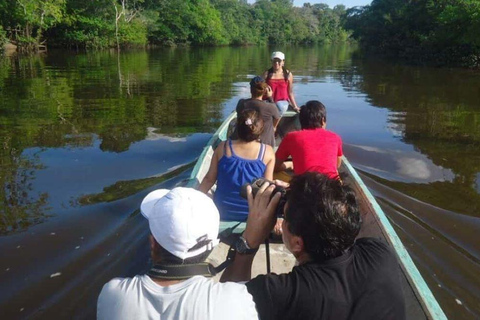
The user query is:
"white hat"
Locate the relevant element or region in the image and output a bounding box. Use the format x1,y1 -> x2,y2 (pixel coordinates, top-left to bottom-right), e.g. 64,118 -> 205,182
140,187 -> 220,260
271,51 -> 285,60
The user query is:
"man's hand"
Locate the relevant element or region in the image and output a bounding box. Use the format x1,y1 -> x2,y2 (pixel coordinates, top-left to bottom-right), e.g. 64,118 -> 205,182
243,182 -> 281,248
220,182 -> 281,283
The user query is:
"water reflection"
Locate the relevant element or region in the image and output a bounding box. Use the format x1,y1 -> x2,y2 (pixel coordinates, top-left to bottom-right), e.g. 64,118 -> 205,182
0,45 -> 479,319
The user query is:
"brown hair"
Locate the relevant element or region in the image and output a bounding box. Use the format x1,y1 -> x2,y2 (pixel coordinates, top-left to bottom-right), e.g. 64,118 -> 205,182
237,108 -> 264,142
250,80 -> 268,98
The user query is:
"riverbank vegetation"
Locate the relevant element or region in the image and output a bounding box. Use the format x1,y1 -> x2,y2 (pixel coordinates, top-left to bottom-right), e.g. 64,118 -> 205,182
0,0 -> 349,51
345,0 -> 480,67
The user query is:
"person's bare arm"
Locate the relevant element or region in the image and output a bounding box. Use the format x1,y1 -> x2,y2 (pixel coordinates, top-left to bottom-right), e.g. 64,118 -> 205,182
263,146 -> 275,181
198,142 -> 222,194
274,156 -> 286,172
273,117 -> 280,131
274,156 -> 293,172
220,183 -> 280,282
337,156 -> 342,169
287,73 -> 300,111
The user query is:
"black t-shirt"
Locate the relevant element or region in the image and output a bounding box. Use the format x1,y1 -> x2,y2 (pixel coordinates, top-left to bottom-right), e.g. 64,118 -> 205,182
246,238 -> 406,320
235,98 -> 280,147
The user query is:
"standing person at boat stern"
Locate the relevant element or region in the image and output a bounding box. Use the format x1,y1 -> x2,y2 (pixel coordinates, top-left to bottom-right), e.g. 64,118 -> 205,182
275,100 -> 343,180
199,109 -> 275,221
97,188 -> 258,320
263,51 -> 301,114
221,173 -> 406,320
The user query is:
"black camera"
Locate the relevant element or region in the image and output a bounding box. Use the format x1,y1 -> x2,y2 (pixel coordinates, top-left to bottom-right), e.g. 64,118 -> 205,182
240,178 -> 288,218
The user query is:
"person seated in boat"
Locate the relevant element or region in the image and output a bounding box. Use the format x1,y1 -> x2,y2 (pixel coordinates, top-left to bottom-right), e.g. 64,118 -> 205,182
233,76 -> 281,147
198,108 -> 275,221
97,187 -> 258,320
262,51 -> 300,115
274,100 -> 343,181
221,172 -> 406,320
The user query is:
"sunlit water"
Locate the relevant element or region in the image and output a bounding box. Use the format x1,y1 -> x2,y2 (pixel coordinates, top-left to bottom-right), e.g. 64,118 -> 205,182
1,45 -> 479,319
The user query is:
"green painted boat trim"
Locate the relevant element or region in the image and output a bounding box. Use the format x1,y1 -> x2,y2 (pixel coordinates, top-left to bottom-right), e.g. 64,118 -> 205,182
342,157 -> 447,320
186,111 -> 236,189
187,110 -> 447,319
186,111 -> 246,232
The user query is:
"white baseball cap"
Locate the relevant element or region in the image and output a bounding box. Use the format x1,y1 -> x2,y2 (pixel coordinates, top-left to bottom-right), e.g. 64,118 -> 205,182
140,187 -> 220,260
271,51 -> 285,60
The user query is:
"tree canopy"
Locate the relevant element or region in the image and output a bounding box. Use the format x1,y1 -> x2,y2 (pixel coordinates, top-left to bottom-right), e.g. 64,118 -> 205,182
0,0 -> 350,50
345,0 -> 480,67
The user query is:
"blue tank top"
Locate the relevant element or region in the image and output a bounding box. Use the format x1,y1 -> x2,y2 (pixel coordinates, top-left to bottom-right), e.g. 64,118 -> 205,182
214,140 -> 267,221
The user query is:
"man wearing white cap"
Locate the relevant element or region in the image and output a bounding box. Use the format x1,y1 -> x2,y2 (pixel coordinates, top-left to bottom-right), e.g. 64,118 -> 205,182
97,187 -> 258,320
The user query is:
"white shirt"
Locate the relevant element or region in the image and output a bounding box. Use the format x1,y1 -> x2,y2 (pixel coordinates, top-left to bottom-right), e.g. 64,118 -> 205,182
97,275 -> 259,320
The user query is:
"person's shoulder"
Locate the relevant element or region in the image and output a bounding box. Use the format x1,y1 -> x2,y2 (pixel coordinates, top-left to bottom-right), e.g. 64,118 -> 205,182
356,237 -> 390,250
247,271 -> 292,291
100,275 -> 142,296
264,101 -> 279,110
354,238 -> 397,264
324,129 -> 342,140
215,140 -> 226,152
210,281 -> 259,319
215,280 -> 251,293
264,144 -> 275,158
279,131 -> 298,143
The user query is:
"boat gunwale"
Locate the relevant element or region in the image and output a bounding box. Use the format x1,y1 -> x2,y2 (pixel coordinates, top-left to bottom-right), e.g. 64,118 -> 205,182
187,110 -> 447,320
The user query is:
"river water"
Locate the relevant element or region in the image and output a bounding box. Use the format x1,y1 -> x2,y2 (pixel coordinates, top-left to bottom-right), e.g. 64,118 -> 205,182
0,45 -> 479,319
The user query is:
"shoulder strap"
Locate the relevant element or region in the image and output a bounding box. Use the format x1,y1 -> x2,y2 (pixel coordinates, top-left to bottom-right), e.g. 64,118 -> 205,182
228,139 -> 236,157
258,143 -> 266,161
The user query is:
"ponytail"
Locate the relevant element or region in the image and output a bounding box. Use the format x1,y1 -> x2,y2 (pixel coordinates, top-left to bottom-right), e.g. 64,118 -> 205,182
266,67 -> 290,82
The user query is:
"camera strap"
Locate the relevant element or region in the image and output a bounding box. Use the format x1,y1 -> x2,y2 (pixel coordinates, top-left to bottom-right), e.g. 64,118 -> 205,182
148,247 -> 237,280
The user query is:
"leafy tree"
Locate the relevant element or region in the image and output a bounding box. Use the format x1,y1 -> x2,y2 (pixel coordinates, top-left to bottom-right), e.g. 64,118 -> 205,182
1,0 -> 352,48
211,0 -> 261,44
0,26 -> 6,48
14,0 -> 66,50
345,0 -> 480,67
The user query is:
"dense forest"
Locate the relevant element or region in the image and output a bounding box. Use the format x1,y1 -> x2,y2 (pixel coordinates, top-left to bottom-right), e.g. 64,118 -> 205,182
0,0 -> 349,51
346,0 -> 480,67
1,0 -> 479,67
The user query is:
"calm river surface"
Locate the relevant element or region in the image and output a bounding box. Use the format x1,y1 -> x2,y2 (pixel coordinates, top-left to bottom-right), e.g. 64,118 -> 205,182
1,45 -> 479,319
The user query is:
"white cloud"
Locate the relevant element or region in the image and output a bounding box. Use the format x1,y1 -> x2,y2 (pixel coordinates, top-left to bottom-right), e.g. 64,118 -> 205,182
146,128 -> 187,142
397,158 -> 431,179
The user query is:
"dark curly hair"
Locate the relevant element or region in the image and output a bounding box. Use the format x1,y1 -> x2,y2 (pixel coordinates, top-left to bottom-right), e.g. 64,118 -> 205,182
285,172 -> 361,260
299,100 -> 326,129
236,108 -> 264,142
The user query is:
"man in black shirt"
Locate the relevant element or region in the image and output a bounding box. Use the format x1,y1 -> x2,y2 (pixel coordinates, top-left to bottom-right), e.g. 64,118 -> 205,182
221,172 -> 406,320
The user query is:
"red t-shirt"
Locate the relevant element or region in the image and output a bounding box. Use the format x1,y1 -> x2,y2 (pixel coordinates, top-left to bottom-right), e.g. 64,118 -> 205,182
276,128 -> 343,178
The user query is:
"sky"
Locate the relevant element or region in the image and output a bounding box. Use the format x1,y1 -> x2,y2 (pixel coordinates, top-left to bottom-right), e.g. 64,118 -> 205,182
292,0 -> 371,8
247,1 -> 372,8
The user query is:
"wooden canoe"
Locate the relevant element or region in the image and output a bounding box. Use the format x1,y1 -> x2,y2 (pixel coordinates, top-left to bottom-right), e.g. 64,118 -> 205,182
186,110 -> 447,319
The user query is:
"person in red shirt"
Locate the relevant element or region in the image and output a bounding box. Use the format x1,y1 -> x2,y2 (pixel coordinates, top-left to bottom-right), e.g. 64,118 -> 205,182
275,100 -> 343,180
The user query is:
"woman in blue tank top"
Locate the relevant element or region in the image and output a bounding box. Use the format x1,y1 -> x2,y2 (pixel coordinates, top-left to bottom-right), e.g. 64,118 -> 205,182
199,109 -> 275,221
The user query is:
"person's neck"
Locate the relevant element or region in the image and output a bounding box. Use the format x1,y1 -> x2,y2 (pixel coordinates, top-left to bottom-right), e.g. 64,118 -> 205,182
294,251 -> 312,265
234,139 -> 257,146
252,95 -> 263,100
